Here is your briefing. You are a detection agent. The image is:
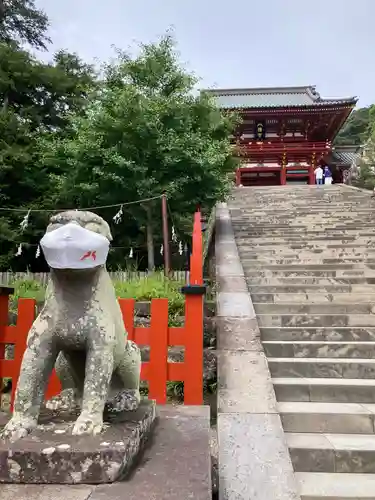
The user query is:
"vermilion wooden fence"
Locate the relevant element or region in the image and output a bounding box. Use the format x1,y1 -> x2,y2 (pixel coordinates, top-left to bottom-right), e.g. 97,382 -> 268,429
0,212 -> 205,409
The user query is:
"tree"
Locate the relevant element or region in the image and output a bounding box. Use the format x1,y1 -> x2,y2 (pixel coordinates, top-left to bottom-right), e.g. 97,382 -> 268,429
0,43 -> 96,127
0,42 -> 97,270
351,113 -> 375,190
335,106 -> 374,146
0,0 -> 50,49
40,36 -> 239,270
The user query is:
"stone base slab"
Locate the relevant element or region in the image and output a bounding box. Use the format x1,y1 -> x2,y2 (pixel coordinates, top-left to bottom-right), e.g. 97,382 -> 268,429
0,405 -> 211,500
0,401 -> 156,484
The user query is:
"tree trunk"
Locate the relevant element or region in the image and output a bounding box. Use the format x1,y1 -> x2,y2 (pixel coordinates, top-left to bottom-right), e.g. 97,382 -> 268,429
146,206 -> 155,271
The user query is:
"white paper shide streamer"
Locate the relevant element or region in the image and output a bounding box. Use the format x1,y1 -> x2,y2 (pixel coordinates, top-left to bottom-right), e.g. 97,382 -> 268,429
15,243 -> 23,256
20,209 -> 31,232
172,226 -> 177,243
113,205 -> 123,224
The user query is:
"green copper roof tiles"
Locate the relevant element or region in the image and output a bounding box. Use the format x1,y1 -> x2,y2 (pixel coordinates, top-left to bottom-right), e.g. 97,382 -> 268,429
203,86 -> 357,109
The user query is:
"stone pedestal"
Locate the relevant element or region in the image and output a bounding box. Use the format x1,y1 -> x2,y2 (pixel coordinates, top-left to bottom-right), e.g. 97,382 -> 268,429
0,400 -> 156,484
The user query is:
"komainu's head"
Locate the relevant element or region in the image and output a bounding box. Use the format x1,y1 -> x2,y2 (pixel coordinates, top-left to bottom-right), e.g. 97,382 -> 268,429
41,211 -> 112,273
46,211 -> 113,241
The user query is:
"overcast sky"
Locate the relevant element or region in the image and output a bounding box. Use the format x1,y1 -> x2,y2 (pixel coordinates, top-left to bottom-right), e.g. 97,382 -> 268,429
35,0 -> 374,107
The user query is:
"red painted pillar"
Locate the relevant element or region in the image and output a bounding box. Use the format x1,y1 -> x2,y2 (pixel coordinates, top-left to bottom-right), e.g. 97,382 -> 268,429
235,168 -> 241,186
308,165 -> 315,185
0,287 -> 13,401
280,166 -> 286,185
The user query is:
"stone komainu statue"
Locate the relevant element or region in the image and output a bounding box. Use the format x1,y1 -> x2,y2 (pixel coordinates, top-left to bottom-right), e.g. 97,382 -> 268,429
1,211 -> 141,441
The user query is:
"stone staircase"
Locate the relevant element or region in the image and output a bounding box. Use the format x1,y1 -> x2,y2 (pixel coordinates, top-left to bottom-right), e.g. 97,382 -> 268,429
228,184 -> 375,499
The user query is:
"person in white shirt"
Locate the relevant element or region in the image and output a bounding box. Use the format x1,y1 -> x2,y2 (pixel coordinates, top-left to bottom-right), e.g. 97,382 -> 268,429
314,166 -> 323,185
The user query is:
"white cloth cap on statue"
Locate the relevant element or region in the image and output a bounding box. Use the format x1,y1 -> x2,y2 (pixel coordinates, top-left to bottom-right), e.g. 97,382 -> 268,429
40,222 -> 110,269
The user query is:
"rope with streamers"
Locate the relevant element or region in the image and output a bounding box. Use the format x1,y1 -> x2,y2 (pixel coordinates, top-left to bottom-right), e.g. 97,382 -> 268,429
2,194 -> 164,257
0,195 -> 163,214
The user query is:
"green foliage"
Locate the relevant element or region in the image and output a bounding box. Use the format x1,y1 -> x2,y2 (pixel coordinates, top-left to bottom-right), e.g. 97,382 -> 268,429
39,35 -> 238,263
0,0 -> 50,49
335,106 -> 374,146
114,275 -> 185,315
353,163 -> 375,190
10,277 -> 45,302
9,273 -> 186,317
0,41 -> 97,270
167,381 -> 184,401
0,29 -> 236,272
351,112 -> 375,190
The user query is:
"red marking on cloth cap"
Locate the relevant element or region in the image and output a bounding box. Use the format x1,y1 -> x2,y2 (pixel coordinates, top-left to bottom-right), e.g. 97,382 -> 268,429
80,251 -> 97,261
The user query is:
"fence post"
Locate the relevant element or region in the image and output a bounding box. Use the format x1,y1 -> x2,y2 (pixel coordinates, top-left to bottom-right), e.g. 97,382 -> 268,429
181,211 -> 205,404
0,286 -> 14,401
148,299 -> 169,403
10,298 -> 35,410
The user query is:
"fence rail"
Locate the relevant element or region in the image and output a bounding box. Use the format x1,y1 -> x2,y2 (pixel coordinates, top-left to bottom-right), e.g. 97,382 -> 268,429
0,271 -> 189,286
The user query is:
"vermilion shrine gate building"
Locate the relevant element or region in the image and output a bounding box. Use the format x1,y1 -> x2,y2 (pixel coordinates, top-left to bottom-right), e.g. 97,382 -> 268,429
205,86 -> 359,186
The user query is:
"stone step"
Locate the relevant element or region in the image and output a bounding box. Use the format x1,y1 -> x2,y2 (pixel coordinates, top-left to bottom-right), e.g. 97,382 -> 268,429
287,432 -> 375,473
260,326 -> 375,342
234,222 -> 375,228
234,227 -> 375,233
239,241 -> 375,249
239,213 -> 375,218
242,261 -> 374,269
269,358 -> 375,379
257,314 -> 375,327
231,200 -> 366,204
234,201 -> 370,206
236,236 -> 369,243
240,244 -> 375,250
254,303 -> 375,314
235,225 -> 373,231
234,202 -> 370,206
296,472 -> 375,500
273,378 -> 375,403
243,222 -> 375,227
245,218 -> 375,223
245,270 -> 375,278
241,253 -> 375,260
236,231 -> 375,238
248,277 -> 375,285
249,284 -> 375,293
239,221 -> 375,227
278,401 -> 375,434
263,341 -> 375,358
234,204 -> 370,209
239,213 -> 374,217
242,258 -> 375,265
260,327 -> 375,342
252,293 -> 375,303
244,265 -> 375,272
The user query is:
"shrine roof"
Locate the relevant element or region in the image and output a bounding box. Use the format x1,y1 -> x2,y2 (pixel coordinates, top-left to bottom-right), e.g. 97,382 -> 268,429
330,146 -> 361,166
203,86 -> 357,110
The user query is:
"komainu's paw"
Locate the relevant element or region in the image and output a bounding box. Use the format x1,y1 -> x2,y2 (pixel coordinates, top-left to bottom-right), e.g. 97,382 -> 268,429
105,389 -> 141,413
45,388 -> 81,411
0,416 -> 37,442
72,413 -> 103,436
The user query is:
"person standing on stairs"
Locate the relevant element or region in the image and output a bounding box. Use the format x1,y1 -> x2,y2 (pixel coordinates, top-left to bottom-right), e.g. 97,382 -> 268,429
324,165 -> 333,185
314,165 -> 323,185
